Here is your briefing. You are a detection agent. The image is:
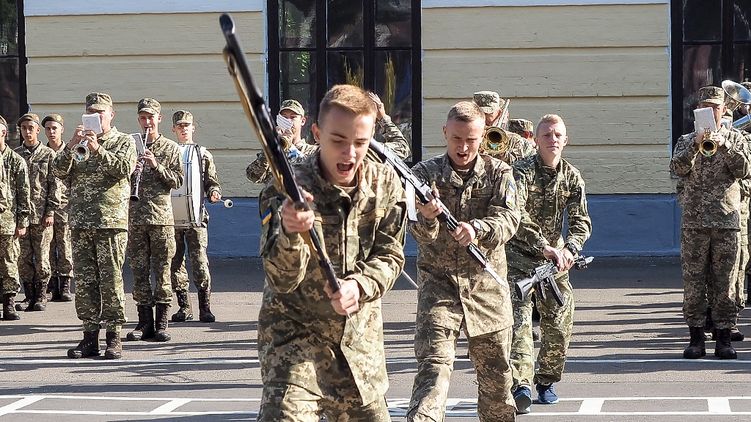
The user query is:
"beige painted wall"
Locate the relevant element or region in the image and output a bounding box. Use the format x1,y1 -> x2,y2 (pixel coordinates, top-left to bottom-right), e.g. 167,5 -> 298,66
422,3 -> 671,194
25,12 -> 264,197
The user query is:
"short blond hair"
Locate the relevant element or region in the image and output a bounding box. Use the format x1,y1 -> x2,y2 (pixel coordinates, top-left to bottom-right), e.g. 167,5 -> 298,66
535,114 -> 566,136
447,101 -> 484,123
318,84 -> 377,125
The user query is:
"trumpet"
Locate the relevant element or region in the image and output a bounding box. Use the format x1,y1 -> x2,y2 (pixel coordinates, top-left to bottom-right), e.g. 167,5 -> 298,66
73,140 -> 90,162
480,126 -> 511,157
699,129 -> 717,157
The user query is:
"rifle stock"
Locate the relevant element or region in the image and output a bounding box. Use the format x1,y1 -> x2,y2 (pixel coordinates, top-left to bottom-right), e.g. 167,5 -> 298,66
220,13 -> 340,292
514,255 -> 593,306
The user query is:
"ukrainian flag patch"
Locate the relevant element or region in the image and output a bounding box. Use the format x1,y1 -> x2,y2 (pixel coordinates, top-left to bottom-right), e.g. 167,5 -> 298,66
261,207 -> 273,225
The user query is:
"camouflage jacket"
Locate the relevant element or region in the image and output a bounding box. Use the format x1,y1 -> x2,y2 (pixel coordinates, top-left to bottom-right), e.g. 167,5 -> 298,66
258,152 -> 406,404
0,146 -> 31,235
129,134 -> 183,226
48,142 -> 72,223
409,153 -> 520,336
246,139 -> 319,184
179,143 -> 222,226
52,127 -> 137,230
671,126 -> 751,229
506,154 -> 592,274
15,142 -> 61,225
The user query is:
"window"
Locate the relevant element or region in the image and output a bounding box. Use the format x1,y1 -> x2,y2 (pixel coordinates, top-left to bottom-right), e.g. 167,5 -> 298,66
0,0 -> 25,144
672,0 -> 751,141
268,0 -> 422,161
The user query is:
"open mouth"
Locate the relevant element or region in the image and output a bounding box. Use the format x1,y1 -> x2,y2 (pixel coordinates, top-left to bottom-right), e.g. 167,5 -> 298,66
456,152 -> 469,160
336,163 -> 354,173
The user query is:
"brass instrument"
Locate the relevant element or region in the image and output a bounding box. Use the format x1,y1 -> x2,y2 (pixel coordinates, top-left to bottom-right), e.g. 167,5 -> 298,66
722,80 -> 751,112
73,140 -> 90,162
699,129 -> 717,158
480,126 -> 511,157
130,128 -> 149,202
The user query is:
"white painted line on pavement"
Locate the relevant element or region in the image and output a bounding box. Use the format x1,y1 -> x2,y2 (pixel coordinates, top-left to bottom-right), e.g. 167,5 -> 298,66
707,397 -> 732,414
0,394 -> 260,402
578,398 -> 604,414
14,410 -> 258,416
0,396 -> 44,416
149,398 -> 192,414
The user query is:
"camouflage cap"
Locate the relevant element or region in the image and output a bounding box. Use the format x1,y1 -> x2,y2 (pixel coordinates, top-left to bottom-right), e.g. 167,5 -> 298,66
41,113 -> 64,127
0,115 -> 7,131
473,91 -> 502,114
17,113 -> 41,126
697,86 -> 724,106
137,97 -> 161,115
742,81 -> 751,91
172,110 -> 193,125
86,92 -> 113,111
508,118 -> 534,135
279,99 -> 305,116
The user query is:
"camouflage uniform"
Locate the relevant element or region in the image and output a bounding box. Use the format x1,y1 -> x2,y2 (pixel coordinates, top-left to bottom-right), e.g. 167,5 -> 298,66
128,134 -> 183,307
407,153 -> 521,422
0,145 -> 30,299
506,154 -> 591,389
257,152 -> 406,421
52,126 -> 137,333
671,125 -> 751,330
47,141 -> 74,283
15,140 -> 61,307
473,91 -> 534,165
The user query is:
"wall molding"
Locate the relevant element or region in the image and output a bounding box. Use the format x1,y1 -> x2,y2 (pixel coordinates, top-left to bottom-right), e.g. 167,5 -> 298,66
423,0 -> 667,7
25,0 -> 263,16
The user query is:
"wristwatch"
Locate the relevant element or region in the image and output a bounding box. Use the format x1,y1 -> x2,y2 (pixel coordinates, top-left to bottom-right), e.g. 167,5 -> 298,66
471,220 -> 484,240
564,242 -> 580,256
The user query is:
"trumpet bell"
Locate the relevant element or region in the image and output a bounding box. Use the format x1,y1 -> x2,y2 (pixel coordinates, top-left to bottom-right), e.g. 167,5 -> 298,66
73,141 -> 90,162
722,80 -> 751,111
480,126 -> 511,157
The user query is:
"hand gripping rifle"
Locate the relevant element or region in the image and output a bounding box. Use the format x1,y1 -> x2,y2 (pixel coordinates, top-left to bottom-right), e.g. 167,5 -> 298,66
220,13 -> 340,293
514,255 -> 593,306
368,140 -> 506,287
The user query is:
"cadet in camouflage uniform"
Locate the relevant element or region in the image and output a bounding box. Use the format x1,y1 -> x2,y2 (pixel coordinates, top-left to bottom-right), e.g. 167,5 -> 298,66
0,115 -> 30,321
43,113 -> 74,302
246,94 -> 411,184
671,86 -> 751,360
407,101 -> 521,422
507,114 -> 592,412
126,98 -> 183,344
14,113 -> 61,312
473,91 -> 535,165
508,118 -> 536,149
257,85 -> 406,421
54,92 -> 137,360
169,110 -> 221,323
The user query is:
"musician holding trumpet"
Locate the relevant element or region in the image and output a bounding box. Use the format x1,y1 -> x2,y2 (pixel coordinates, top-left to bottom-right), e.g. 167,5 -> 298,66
126,98 -> 183,344
671,85 -> 751,360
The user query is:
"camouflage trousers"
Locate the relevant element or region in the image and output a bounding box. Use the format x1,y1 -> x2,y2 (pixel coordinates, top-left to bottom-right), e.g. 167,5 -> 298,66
510,268 -> 574,388
18,223 -> 52,286
171,226 -> 211,293
0,235 -> 21,295
258,344 -> 390,421
736,232 -> 748,310
49,219 -> 74,277
72,229 -> 127,333
408,321 -> 516,421
128,225 -> 175,306
681,228 -> 740,329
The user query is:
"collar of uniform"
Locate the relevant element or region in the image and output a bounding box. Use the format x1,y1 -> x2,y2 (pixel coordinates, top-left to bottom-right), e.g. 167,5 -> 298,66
308,151 -> 373,201
439,153 -> 486,188
99,127 -> 118,141
23,141 -> 40,154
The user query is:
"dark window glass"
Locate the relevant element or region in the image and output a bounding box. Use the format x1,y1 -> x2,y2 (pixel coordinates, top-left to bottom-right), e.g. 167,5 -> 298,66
279,51 -> 316,140
0,57 -> 19,120
327,51 -> 364,88
0,0 -> 20,145
376,0 -> 411,47
731,44 -> 751,82
683,0 -> 722,42
0,0 -> 17,56
374,50 -> 412,143
682,44 -> 722,133
279,0 -> 316,48
327,0 -> 363,48
734,0 -> 751,41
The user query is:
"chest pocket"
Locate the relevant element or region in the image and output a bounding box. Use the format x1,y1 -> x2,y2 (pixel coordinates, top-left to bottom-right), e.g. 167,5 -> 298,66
358,208 -> 384,259
314,214 -> 343,271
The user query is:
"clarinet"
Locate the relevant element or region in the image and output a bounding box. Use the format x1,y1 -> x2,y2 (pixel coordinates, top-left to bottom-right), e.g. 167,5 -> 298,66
130,128 -> 149,202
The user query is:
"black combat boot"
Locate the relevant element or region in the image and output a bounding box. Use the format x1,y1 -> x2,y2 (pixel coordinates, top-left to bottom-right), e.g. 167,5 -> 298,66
154,303 -> 171,342
104,331 -> 122,360
198,288 -> 216,323
715,328 -> 738,359
730,326 -> 745,341
49,276 -> 61,301
32,281 -> 47,311
2,294 -> 20,320
704,308 -> 714,340
67,330 -> 100,358
59,277 -> 73,302
171,290 -> 193,322
15,281 -> 35,311
683,326 -> 706,359
126,305 -> 155,341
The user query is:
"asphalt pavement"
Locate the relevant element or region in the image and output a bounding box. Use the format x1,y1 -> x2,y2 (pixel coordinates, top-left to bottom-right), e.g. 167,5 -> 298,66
2,256 -> 751,421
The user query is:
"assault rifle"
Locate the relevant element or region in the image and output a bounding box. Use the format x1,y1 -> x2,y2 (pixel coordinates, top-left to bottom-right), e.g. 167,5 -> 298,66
220,14 -> 340,293
514,255 -> 593,306
369,140 -> 505,287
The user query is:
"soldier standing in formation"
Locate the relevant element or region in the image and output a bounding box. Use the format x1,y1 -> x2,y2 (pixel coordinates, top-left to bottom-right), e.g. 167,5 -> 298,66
507,114 -> 592,412
473,91 -> 534,165
14,113 -> 60,312
54,92 -> 136,360
508,118 -> 536,149
43,113 -> 74,302
257,84 -> 406,421
671,86 -> 751,360
126,98 -> 183,343
0,115 -> 30,321
169,110 -> 221,323
407,101 -> 521,422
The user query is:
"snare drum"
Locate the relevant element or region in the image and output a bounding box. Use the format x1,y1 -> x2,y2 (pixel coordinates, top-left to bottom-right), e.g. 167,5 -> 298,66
171,144 -> 204,227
